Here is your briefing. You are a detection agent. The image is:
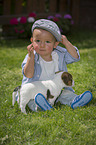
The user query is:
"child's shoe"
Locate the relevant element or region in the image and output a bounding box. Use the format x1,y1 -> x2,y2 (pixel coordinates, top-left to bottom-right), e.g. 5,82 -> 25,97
35,93 -> 53,111
71,91 -> 93,109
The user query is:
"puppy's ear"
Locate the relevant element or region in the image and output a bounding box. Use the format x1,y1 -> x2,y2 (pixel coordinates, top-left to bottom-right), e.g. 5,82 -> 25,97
61,72 -> 68,85
61,72 -> 73,86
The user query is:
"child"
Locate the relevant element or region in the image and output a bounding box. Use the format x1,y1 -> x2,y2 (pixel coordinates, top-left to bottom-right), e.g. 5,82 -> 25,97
17,19 -> 92,113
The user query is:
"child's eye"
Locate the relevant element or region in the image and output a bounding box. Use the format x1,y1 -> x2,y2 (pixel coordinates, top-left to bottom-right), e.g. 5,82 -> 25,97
46,41 -> 50,43
36,40 -> 40,42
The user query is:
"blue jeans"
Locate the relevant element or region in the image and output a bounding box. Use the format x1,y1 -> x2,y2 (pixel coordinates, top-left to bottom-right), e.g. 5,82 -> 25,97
56,88 -> 77,105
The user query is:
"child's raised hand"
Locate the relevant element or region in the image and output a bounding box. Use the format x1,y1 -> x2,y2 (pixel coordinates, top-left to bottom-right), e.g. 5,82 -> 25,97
27,43 -> 35,58
61,35 -> 79,59
61,35 -> 68,46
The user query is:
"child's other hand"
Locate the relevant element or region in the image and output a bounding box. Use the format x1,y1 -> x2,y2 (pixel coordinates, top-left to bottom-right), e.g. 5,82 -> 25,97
61,35 -> 68,46
27,43 -> 35,58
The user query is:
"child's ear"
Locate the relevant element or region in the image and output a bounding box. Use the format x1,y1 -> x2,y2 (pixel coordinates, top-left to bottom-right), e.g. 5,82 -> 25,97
30,37 -> 33,42
54,41 -> 59,48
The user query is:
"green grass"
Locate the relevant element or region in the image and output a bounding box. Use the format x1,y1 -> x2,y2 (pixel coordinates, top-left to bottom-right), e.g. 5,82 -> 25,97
0,29 -> 96,145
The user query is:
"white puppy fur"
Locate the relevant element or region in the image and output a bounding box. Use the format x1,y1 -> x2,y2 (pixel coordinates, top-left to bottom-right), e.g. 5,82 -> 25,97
20,72 -> 74,113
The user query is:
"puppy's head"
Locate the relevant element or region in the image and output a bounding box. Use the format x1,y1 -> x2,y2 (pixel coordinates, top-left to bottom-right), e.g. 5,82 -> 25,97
61,72 -> 73,86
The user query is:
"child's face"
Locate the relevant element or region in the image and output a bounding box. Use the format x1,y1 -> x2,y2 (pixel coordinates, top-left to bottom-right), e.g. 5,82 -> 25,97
31,29 -> 59,60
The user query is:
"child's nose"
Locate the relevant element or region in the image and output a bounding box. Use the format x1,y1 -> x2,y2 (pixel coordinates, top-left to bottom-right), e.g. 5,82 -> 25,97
40,42 -> 45,48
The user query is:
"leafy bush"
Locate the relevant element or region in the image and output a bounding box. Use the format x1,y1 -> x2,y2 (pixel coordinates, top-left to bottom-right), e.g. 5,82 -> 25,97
9,13 -> 74,38
47,13 -> 74,34
10,12 -> 36,38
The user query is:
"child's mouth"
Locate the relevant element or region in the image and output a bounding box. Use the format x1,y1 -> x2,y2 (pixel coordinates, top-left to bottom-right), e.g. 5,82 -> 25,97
39,49 -> 45,51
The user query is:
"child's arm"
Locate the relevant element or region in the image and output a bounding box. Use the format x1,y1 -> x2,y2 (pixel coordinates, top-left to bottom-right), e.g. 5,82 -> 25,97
24,44 -> 35,78
61,35 -> 79,59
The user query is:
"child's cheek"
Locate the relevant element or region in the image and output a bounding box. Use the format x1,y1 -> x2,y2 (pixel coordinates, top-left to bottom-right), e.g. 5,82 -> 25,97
34,45 -> 39,52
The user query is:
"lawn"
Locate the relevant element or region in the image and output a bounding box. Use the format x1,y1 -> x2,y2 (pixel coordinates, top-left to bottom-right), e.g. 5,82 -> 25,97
0,28 -> 96,145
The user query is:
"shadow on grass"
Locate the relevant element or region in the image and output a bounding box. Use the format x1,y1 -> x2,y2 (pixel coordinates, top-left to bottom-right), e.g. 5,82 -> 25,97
0,38 -> 30,49
0,28 -> 96,49
65,27 -> 96,49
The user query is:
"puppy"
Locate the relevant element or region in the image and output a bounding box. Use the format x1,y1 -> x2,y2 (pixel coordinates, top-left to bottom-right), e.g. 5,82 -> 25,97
20,71 -> 74,113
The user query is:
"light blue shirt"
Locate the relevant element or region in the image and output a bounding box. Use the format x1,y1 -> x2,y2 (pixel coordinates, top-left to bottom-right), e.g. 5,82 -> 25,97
21,45 -> 80,86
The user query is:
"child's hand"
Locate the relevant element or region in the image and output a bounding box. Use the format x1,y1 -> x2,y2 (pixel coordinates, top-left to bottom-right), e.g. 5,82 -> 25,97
61,35 -> 79,59
27,43 -> 35,58
61,35 -> 68,46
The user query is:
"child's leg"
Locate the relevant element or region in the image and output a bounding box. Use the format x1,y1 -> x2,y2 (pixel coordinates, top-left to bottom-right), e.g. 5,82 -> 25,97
71,91 -> 92,109
27,99 -> 38,112
34,93 -> 53,111
56,88 -> 93,108
27,94 -> 53,112
56,88 -> 77,106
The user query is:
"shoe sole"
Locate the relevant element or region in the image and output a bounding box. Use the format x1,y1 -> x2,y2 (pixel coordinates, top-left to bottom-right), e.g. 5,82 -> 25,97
71,91 -> 93,109
35,93 -> 53,111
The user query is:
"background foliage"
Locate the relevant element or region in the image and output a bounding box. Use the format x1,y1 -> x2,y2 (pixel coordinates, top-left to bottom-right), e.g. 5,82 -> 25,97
9,13 -> 74,38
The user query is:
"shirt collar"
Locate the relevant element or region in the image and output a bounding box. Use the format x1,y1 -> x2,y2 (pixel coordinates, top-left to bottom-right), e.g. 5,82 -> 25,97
35,52 -> 39,63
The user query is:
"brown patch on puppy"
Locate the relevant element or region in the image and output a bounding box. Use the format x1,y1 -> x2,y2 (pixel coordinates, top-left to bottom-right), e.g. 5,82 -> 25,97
61,72 -> 73,86
47,89 -> 54,100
